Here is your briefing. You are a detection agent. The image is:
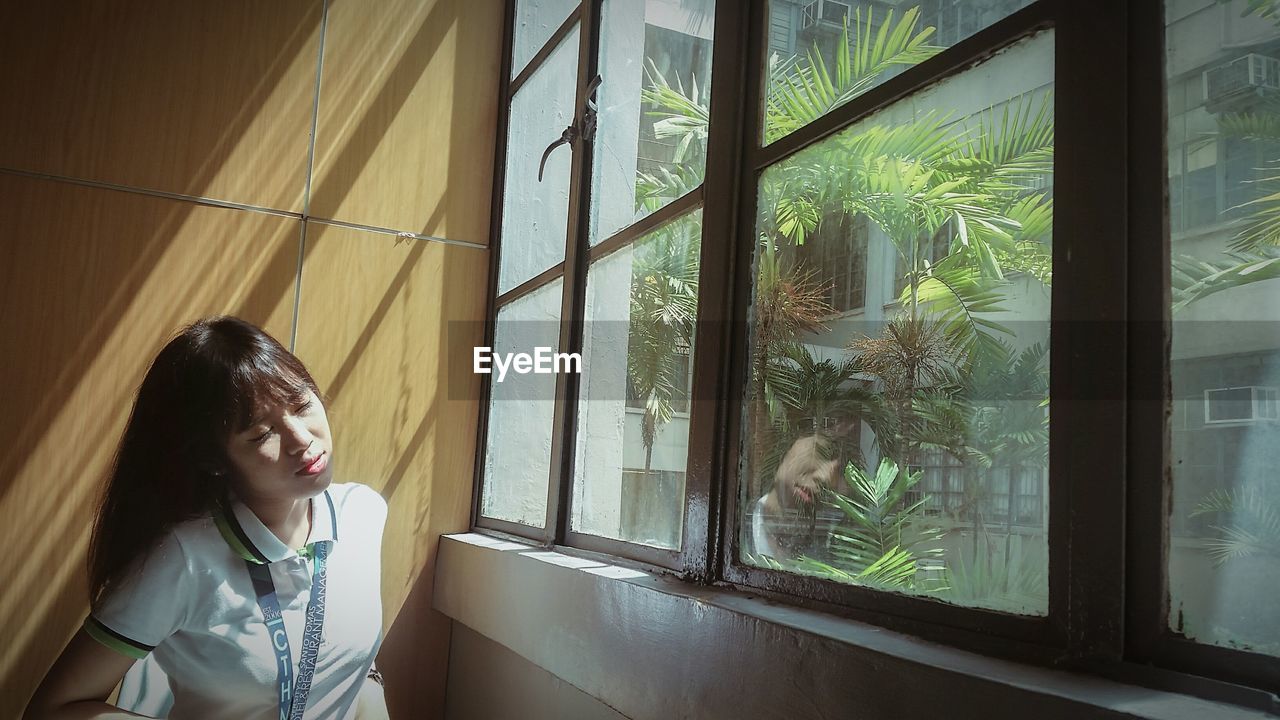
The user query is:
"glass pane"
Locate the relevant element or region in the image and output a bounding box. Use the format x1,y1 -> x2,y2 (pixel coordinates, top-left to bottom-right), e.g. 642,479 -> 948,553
499,26 -> 580,296
512,0 -> 579,80
742,31 -> 1054,615
572,210 -> 703,548
591,0 -> 715,246
481,279 -> 564,527
1166,2 -> 1280,657
763,0 -> 1035,144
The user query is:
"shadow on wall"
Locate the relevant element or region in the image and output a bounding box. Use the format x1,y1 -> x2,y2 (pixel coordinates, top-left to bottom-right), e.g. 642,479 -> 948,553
296,2 -> 496,712
0,0 -> 497,717
0,1 -> 322,707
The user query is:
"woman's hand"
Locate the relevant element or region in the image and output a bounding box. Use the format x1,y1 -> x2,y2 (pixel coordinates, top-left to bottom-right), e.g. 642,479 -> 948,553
352,676 -> 390,720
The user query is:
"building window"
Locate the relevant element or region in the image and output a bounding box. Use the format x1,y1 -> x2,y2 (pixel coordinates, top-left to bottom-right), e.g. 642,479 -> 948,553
796,213 -> 869,314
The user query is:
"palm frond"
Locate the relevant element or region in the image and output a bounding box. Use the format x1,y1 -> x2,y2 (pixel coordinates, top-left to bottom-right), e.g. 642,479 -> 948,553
1190,487 -> 1280,566
1228,183 -> 1280,252
1171,250 -> 1280,312
765,7 -> 942,142
957,90 -> 1055,191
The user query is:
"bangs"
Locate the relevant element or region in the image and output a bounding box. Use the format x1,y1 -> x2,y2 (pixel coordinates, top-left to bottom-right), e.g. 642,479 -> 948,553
213,349 -> 318,434
227,367 -> 312,432
162,316 -> 322,441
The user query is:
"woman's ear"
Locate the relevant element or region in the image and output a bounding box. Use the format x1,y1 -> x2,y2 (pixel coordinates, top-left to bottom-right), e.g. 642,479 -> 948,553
197,453 -> 228,477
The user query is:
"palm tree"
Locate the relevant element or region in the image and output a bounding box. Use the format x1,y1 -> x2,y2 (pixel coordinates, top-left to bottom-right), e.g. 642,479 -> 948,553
627,216 -> 700,479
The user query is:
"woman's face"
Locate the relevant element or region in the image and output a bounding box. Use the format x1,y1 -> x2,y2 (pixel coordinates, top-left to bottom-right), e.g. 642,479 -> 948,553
224,388 -> 334,504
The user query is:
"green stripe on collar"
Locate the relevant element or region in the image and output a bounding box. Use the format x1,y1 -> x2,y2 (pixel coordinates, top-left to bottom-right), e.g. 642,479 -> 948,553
214,500 -> 269,564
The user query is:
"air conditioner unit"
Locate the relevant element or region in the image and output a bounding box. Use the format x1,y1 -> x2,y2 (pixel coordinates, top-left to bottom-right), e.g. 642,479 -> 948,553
1203,386 -> 1280,425
801,0 -> 852,31
1203,53 -> 1280,113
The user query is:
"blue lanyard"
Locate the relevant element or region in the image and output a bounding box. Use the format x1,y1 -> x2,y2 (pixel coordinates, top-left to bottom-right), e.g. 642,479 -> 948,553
246,541 -> 331,720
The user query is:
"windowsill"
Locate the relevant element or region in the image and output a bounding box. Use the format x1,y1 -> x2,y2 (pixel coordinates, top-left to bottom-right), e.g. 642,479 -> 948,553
433,532 -> 1275,720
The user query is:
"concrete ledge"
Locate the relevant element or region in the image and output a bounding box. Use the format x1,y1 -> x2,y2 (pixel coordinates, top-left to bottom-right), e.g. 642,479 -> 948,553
433,533 -> 1272,720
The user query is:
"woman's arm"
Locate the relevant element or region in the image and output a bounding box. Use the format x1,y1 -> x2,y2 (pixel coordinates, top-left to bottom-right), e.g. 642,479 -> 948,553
23,629 -> 149,720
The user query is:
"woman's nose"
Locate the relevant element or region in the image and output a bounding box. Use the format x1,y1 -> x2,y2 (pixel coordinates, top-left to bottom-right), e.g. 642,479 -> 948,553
282,419 -> 314,455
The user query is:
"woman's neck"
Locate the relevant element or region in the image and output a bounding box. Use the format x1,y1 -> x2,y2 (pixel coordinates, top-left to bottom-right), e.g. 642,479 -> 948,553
242,494 -> 312,549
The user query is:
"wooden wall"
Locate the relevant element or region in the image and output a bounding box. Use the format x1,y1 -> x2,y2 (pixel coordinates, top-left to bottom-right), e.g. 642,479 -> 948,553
0,1 -> 502,717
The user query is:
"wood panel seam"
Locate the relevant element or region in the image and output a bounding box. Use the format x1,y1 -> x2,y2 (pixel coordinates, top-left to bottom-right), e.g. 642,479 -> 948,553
0,166 -> 488,250
302,0 -> 331,218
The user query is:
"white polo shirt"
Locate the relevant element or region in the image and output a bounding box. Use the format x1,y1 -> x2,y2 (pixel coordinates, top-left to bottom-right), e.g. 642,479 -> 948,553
85,483 -> 386,719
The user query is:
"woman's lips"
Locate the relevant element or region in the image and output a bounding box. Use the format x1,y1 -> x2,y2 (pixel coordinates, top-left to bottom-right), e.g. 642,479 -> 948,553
297,452 -> 328,476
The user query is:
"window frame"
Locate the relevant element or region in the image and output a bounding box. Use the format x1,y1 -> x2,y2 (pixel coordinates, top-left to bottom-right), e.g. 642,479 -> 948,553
473,0 -> 1280,702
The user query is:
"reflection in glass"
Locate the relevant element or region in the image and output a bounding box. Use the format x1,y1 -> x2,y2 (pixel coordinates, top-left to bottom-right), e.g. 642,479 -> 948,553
481,280 -> 564,527
499,26 -> 580,296
591,0 -> 715,245
512,0 -> 579,80
763,0 -> 1034,143
573,210 -> 703,549
743,31 -> 1054,616
1166,4 -> 1280,657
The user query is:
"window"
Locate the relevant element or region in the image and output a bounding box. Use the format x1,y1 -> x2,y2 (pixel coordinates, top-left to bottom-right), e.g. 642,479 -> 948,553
479,0 -> 716,562
1129,0 -> 1280,695
476,0 -> 1280,704
744,25 -> 1053,617
796,213 -> 869,314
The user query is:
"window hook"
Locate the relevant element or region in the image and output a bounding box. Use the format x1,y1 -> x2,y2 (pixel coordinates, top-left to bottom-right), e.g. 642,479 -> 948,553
537,74 -> 604,182
538,124 -> 577,182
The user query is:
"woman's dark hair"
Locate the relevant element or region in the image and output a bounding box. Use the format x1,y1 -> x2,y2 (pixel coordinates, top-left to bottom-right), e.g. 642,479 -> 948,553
88,316 -> 321,604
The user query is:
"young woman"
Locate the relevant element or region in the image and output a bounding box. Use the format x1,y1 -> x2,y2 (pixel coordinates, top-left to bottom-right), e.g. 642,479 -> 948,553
24,317 -> 390,719
750,434 -> 843,560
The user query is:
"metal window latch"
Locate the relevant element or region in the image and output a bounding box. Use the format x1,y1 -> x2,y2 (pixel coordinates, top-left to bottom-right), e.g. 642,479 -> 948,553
536,74 -> 604,182
538,124 -> 577,182
582,73 -> 602,143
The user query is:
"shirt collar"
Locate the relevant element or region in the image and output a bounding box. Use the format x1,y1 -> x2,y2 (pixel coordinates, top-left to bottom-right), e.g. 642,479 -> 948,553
214,489 -> 338,565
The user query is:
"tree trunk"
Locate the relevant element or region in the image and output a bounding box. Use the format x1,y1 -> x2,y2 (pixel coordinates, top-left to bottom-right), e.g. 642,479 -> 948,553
1003,464 -> 1020,593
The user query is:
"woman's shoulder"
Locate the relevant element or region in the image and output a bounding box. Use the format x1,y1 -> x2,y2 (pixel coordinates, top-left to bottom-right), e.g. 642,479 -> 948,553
326,482 -> 388,526
326,481 -> 385,506
168,513 -> 220,554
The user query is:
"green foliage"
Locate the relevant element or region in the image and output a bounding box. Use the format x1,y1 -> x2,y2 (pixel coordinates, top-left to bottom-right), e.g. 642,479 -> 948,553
788,545 -> 921,589
1191,487 -> 1280,566
1171,250 -> 1280,312
1175,98 -> 1280,302
791,459 -> 944,590
627,215 -> 701,459
764,7 -> 942,143
1226,0 -> 1280,23
641,60 -> 709,163
636,59 -> 710,210
937,547 -> 1046,609
915,340 -> 1050,469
